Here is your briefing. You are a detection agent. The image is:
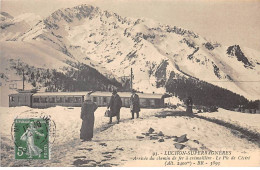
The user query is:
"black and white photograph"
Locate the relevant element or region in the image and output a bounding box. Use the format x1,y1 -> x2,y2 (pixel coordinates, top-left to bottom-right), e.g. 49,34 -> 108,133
0,0 -> 260,167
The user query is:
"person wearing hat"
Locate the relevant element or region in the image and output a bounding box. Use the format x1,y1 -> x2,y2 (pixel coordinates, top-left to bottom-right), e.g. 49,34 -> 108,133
80,93 -> 98,142
107,89 -> 122,124
130,89 -> 140,119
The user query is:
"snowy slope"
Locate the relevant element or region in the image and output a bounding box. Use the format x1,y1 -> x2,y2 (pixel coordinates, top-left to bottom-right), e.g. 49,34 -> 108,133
0,12 -> 41,41
1,106 -> 259,166
1,5 -> 260,99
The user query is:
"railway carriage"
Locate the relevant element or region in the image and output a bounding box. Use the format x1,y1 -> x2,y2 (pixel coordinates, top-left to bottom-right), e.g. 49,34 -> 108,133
9,91 -> 165,108
8,91 -> 34,107
31,92 -> 87,108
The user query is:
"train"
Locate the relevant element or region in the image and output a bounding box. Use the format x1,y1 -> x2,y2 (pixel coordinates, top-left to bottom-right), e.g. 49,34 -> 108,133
9,90 -> 165,108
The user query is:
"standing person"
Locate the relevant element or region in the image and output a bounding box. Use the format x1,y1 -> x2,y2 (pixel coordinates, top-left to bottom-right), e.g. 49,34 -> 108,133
107,89 -> 122,124
130,89 -> 140,119
186,96 -> 193,114
80,93 -> 98,142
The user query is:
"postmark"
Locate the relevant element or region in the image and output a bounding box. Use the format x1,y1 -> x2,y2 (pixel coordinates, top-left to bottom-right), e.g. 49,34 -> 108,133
14,118 -> 50,159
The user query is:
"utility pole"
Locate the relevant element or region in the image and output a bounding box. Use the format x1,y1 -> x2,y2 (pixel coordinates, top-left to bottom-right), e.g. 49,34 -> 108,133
17,59 -> 25,91
22,69 -> 25,91
130,68 -> 133,91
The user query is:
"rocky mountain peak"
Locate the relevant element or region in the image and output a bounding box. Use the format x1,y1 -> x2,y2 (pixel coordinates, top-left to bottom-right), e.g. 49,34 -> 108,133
227,45 -> 252,67
1,4 -> 259,100
227,45 -> 242,56
43,4 -> 100,29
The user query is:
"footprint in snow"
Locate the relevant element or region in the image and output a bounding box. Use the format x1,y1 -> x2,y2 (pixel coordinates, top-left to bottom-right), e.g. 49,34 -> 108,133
74,156 -> 87,159
114,147 -> 124,151
99,143 -> 107,146
104,155 -> 112,158
102,151 -> 115,154
78,148 -> 93,151
72,159 -> 96,166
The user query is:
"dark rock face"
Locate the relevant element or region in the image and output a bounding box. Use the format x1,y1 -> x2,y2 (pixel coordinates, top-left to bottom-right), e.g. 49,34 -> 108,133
176,134 -> 188,143
136,136 -> 145,139
227,45 -> 252,67
150,136 -> 159,140
148,128 -> 155,134
204,42 -> 214,50
158,138 -> 165,142
193,140 -> 200,144
174,143 -> 186,150
212,63 -> 221,79
155,60 -> 169,88
158,131 -> 164,136
187,47 -> 199,60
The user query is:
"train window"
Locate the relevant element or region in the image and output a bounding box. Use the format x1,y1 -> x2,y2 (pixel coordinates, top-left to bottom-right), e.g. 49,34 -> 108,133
10,96 -> 15,102
33,98 -> 40,103
140,99 -> 146,106
56,97 -> 64,103
146,99 -> 150,106
125,98 -> 130,105
49,97 -> 55,103
93,97 -> 97,102
150,99 -> 155,106
155,99 -> 160,106
40,97 -> 47,103
65,97 -> 73,103
67,97 -> 73,103
75,97 -> 81,103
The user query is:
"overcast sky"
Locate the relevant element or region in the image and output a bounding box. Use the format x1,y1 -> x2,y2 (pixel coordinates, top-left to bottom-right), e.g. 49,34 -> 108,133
1,0 -> 260,51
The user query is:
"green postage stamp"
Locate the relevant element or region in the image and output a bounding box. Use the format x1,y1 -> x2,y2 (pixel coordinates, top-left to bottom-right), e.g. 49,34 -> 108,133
14,118 -> 49,159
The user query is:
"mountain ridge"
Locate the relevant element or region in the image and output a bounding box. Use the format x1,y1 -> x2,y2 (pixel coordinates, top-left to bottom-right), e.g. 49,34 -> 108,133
0,4 -> 259,103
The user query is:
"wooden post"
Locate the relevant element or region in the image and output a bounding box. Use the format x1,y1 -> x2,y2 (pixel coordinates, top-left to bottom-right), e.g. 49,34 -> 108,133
22,70 -> 25,91
130,68 -> 133,90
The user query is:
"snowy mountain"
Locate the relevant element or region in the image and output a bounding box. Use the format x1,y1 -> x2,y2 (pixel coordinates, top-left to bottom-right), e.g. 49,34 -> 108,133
1,5 -> 260,103
0,12 -> 41,41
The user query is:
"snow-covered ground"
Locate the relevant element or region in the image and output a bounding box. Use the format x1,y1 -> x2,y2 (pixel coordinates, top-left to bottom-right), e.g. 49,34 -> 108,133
198,108 -> 260,133
1,106 -> 259,167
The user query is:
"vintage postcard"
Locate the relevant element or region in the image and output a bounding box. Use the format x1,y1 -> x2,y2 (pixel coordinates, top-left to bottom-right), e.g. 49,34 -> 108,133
0,0 -> 259,167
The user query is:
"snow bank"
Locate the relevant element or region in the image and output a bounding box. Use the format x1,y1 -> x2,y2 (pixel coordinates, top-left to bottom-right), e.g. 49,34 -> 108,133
164,96 -> 184,106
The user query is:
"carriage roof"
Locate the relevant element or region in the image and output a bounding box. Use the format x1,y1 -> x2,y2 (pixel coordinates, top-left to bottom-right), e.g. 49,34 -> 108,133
12,91 -> 163,99
32,91 -> 89,96
91,91 -> 163,99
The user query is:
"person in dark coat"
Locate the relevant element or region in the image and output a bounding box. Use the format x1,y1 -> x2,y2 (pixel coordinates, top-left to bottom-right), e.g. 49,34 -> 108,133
107,89 -> 122,124
130,89 -> 140,119
186,96 -> 193,114
80,94 -> 98,142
